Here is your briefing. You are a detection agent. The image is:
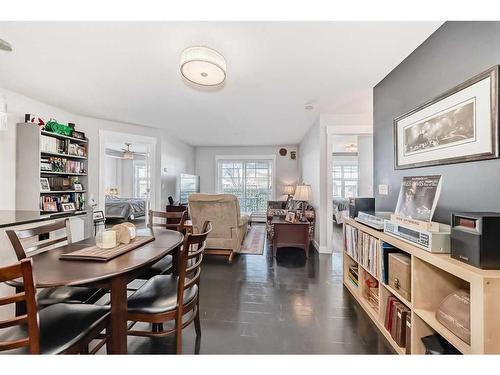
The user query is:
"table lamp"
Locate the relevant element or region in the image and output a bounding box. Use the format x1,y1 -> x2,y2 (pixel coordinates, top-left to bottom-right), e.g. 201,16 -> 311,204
283,185 -> 295,201
294,184 -> 312,217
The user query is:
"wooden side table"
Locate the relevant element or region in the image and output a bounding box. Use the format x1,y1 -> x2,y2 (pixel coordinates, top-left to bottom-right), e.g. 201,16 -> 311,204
270,217 -> 311,258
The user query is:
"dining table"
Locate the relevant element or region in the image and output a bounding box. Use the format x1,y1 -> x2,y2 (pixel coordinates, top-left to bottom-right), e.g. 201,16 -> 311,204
28,227 -> 184,354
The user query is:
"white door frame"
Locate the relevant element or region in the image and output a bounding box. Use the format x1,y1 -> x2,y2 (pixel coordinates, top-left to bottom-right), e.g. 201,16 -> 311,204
326,126 -> 372,253
98,130 -> 158,217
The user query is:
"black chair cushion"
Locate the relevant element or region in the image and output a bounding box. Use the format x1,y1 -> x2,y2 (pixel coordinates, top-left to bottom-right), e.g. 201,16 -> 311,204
138,255 -> 173,279
37,286 -> 102,307
0,303 -> 110,354
127,275 -> 197,315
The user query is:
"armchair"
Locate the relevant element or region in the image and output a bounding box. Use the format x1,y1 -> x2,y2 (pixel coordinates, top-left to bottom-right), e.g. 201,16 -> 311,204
188,194 -> 249,264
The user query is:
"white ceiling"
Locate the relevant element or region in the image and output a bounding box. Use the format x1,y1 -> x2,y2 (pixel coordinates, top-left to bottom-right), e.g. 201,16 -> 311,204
0,22 -> 441,146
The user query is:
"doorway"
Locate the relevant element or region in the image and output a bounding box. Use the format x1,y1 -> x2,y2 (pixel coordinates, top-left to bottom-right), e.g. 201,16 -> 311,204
326,128 -> 373,253
98,130 -> 157,226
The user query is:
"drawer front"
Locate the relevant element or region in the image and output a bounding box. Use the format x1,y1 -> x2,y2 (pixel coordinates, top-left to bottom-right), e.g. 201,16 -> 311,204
388,253 -> 411,300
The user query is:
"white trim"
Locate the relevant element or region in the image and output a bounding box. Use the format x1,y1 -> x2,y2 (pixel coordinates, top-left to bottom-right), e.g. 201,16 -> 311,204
326,127 -> 373,255
312,240 -> 330,254
214,154 -> 277,201
98,130 -> 158,217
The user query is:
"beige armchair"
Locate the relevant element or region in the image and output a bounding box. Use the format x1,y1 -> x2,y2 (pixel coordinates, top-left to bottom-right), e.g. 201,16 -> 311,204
188,194 -> 249,263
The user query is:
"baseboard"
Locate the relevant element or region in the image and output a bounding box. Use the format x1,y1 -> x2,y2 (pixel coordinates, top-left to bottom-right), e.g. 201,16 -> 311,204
312,240 -> 331,254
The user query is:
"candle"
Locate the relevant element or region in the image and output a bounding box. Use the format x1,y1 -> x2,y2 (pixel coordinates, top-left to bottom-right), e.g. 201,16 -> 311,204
100,230 -> 117,249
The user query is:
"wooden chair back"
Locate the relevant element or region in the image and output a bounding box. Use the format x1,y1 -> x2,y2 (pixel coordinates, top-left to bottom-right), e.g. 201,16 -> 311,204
149,210 -> 188,233
176,221 -> 212,308
6,219 -> 71,260
0,259 -> 40,354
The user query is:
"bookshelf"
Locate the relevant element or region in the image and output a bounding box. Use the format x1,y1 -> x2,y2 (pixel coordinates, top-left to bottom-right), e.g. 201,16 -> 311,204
343,217 -> 500,354
16,123 -> 89,214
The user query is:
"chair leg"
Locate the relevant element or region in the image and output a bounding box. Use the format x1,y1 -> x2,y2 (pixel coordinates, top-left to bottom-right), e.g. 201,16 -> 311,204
194,304 -> 201,337
228,251 -> 234,264
175,318 -> 182,354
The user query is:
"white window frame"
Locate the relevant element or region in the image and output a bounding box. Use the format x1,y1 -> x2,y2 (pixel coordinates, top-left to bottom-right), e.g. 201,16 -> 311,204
333,163 -> 359,198
215,155 -> 276,213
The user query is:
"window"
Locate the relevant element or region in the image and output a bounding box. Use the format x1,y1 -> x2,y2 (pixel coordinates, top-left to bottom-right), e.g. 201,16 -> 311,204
333,165 -> 358,198
217,158 -> 274,213
134,162 -> 149,199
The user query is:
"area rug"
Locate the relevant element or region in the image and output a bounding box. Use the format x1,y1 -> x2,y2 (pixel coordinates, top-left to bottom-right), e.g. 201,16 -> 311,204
240,224 -> 266,255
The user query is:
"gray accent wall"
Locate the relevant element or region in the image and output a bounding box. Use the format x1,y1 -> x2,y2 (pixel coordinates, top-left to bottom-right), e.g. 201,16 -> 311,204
374,21 -> 500,224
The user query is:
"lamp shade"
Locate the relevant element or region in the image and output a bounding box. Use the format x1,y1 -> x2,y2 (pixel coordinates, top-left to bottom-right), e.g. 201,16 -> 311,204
283,185 -> 295,195
180,46 -> 226,86
294,184 -> 312,201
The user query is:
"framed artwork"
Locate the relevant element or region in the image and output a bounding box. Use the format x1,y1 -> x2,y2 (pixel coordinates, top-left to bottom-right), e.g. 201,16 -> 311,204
394,66 -> 499,169
93,210 -> 105,222
40,178 -> 51,192
285,211 -> 296,223
73,183 -> 83,191
43,201 -> 58,212
61,202 -> 76,212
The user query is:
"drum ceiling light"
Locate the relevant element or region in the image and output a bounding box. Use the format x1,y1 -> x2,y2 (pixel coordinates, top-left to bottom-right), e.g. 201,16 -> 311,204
180,46 -> 226,86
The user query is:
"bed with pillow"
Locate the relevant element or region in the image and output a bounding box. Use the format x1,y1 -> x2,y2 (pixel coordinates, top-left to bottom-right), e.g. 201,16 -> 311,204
105,195 -> 146,220
333,197 -> 350,224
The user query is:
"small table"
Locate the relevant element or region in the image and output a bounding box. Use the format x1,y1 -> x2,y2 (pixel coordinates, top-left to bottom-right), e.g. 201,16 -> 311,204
270,217 -> 311,258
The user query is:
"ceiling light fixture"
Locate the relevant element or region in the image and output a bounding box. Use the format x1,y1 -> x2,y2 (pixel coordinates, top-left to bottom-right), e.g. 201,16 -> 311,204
122,143 -> 134,160
0,38 -> 12,52
180,46 -> 226,86
345,143 -> 358,153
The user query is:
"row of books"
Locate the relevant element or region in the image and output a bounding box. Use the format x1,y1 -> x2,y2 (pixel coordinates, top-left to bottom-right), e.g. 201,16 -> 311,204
44,176 -> 83,191
344,225 -> 358,261
358,232 -> 380,278
41,135 -> 69,154
40,157 -> 86,174
347,265 -> 358,288
40,192 -> 85,212
385,296 -> 411,352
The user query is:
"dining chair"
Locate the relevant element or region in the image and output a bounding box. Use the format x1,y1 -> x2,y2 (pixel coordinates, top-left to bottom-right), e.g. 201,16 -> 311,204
5,219 -> 103,310
0,258 -> 110,354
127,221 -> 212,354
139,210 -> 188,279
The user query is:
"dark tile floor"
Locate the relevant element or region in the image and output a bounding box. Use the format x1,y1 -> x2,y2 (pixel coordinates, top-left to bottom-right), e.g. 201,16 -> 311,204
123,229 -> 394,355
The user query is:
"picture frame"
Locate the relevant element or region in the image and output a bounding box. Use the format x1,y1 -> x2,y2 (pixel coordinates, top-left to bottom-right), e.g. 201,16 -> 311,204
71,130 -> 85,140
40,177 -> 51,192
394,65 -> 499,169
73,183 -> 83,191
285,211 -> 296,223
61,202 -> 76,212
43,201 -> 58,212
93,210 -> 105,221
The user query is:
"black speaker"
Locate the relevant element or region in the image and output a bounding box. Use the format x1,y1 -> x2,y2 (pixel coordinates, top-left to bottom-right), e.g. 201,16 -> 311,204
348,197 -> 375,219
451,212 -> 500,269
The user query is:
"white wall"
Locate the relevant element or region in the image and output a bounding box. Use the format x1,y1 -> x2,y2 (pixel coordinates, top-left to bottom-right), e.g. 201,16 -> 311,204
357,135 -> 374,197
195,145 -> 299,200
298,118 -> 327,252
0,87 -> 195,211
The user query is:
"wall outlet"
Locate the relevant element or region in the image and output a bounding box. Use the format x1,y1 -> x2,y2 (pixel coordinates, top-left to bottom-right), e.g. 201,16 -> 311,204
378,184 -> 388,195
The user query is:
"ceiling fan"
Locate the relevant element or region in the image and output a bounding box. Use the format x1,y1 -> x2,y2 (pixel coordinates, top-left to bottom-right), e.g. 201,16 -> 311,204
121,143 -> 148,160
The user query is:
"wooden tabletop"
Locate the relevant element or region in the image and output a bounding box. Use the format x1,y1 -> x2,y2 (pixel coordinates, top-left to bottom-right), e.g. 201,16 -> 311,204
29,227 -> 184,287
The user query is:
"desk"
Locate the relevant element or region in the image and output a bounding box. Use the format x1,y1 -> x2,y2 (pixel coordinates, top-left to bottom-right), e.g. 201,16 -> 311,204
29,227 -> 183,354
269,217 -> 311,258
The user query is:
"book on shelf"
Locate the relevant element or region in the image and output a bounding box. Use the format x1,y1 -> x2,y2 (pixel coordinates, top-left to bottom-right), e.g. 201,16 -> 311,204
40,157 -> 86,174
41,134 -> 87,157
359,232 -> 380,278
384,296 -> 410,348
347,265 -> 358,287
40,192 -> 85,212
344,225 -> 358,261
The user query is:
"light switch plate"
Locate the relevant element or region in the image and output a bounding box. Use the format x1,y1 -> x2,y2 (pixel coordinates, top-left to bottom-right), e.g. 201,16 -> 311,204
378,184 -> 388,195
